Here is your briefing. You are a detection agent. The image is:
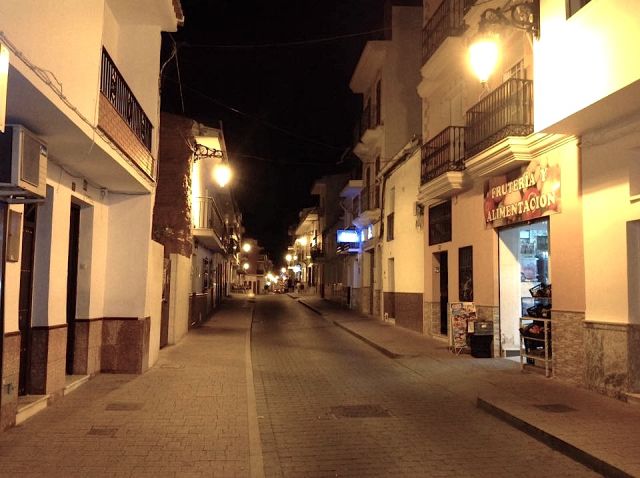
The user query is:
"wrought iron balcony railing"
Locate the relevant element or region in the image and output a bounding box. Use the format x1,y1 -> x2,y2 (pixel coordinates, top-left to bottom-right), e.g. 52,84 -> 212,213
359,185 -> 380,213
192,196 -> 227,239
422,0 -> 476,64
465,78 -> 534,158
421,126 -> 465,185
100,48 -> 153,151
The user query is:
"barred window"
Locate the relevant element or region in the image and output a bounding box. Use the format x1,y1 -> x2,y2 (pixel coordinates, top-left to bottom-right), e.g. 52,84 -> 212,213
428,200 -> 452,245
459,246 -> 473,302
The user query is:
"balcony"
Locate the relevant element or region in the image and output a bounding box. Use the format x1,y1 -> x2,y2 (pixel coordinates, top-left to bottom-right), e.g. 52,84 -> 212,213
99,48 -> 155,179
192,196 -> 227,252
421,126 -> 465,184
465,78 -> 534,158
353,185 -> 381,228
422,0 -> 476,65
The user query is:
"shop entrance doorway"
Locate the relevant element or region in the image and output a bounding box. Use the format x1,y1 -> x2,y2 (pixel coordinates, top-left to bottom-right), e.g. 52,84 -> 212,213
498,219 -> 550,357
434,251 -> 448,336
18,205 -> 37,395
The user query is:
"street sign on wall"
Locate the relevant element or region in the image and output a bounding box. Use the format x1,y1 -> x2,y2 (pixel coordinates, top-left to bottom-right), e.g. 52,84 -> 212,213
484,157 -> 561,228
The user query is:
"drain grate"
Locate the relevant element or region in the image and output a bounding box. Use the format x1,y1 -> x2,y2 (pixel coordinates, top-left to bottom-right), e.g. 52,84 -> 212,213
87,426 -> 118,437
330,404 -> 393,418
105,402 -> 143,411
160,364 -> 185,369
534,403 -> 577,413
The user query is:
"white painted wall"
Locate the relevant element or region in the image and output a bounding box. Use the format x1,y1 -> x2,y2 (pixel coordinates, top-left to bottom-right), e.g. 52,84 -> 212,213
535,0 -> 640,132
170,253 -> 191,344
32,183 -> 71,328
383,6 -> 422,160
0,0 -> 105,124
582,117 -> 640,325
382,150 -> 424,294
104,193 -> 154,318
147,240 -> 163,367
3,203 -> 23,333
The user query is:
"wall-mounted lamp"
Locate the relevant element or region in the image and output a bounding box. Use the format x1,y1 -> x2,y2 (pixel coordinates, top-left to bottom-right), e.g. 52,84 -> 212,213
469,0 -> 539,83
193,142 -> 233,187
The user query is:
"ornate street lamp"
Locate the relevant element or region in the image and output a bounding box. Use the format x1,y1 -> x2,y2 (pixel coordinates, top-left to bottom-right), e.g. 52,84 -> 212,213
469,0 -> 540,83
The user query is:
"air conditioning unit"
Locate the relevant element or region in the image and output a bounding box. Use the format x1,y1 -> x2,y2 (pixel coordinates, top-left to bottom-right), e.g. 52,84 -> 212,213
0,125 -> 48,201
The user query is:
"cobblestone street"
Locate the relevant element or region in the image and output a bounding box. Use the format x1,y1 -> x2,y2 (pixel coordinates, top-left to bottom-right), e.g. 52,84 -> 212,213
252,295 -> 597,477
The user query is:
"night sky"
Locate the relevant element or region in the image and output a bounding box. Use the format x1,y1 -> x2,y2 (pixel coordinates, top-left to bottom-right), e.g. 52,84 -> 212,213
160,0 -> 392,261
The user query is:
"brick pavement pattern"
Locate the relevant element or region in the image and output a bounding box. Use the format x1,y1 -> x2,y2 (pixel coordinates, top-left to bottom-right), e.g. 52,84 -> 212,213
0,297 -> 257,478
297,295 -> 640,478
252,295 -> 597,477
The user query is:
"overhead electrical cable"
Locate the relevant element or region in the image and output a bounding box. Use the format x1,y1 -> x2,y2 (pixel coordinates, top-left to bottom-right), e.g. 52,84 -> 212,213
183,28 -> 389,49
163,77 -> 347,152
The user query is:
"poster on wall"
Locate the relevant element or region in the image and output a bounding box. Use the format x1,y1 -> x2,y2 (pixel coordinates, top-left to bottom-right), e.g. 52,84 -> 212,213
449,302 -> 477,354
484,157 -> 561,228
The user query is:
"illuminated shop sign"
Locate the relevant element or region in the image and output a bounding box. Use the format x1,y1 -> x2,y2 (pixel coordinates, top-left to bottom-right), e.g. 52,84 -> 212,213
337,229 -> 360,243
484,158 -> 561,228
337,229 -> 360,254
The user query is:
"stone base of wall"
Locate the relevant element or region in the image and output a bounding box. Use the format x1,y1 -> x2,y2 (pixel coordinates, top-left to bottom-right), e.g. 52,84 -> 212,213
350,287 -> 361,311
423,301 -> 443,338
373,289 -> 381,317
73,319 -> 103,375
1,333 -> 20,431
30,325 -> 67,396
361,287 -> 372,315
584,321 -> 640,398
101,317 -> 150,374
387,292 -> 423,333
550,311 -> 585,385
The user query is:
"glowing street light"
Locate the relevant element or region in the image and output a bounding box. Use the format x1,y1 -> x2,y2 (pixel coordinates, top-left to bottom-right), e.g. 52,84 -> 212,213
285,254 -> 292,262
242,243 -> 252,253
242,262 -> 250,271
280,267 -> 287,274
213,163 -> 232,187
469,35 -> 500,84
297,236 -> 308,246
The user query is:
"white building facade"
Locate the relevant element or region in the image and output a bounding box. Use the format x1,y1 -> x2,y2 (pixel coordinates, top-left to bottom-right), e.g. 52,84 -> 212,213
0,0 -> 183,429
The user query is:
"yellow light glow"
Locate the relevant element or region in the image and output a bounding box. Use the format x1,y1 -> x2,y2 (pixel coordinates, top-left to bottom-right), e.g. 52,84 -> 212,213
297,236 -> 308,246
242,243 -> 251,253
469,36 -> 500,83
280,267 -> 286,273
213,163 -> 232,187
285,254 -> 292,262
293,255 -> 298,261
0,43 -> 9,132
243,263 -> 250,271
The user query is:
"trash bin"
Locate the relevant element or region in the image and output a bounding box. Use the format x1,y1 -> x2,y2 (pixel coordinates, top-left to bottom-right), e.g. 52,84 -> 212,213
470,320 -> 493,358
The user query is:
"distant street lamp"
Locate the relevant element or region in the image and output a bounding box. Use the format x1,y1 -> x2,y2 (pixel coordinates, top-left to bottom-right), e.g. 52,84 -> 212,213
285,254 -> 293,262
242,243 -> 252,253
243,262 -> 250,271
280,267 -> 286,274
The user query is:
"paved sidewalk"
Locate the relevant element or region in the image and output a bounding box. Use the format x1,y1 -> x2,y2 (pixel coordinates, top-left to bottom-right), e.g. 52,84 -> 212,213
0,296 -> 263,478
293,294 -> 640,478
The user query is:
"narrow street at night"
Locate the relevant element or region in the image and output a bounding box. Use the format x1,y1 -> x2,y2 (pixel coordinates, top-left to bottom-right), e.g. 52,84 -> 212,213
251,295 -> 597,477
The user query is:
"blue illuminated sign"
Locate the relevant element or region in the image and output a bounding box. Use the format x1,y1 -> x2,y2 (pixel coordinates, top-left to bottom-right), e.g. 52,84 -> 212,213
337,229 -> 360,243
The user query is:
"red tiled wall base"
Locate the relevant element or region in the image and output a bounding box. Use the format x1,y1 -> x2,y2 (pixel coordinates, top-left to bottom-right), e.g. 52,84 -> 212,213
101,317 -> 150,373
30,326 -> 67,396
385,292 -> 424,333
73,319 -> 103,375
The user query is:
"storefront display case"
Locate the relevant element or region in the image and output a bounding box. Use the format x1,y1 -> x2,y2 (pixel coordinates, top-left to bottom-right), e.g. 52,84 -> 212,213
519,317 -> 552,377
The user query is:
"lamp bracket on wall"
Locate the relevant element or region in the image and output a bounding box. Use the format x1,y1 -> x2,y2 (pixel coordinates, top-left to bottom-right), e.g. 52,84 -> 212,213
193,143 -> 225,161
478,0 -> 540,38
